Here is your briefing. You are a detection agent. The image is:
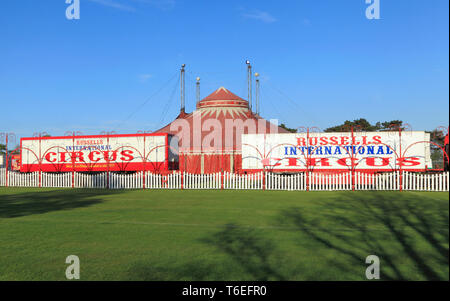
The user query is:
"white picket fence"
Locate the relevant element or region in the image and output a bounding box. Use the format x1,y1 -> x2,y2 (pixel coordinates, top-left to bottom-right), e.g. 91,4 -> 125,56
0,168 -> 448,191
224,172 -> 263,190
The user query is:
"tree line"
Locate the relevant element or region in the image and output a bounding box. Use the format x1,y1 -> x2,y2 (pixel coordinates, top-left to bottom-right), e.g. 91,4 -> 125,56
280,118 -> 447,145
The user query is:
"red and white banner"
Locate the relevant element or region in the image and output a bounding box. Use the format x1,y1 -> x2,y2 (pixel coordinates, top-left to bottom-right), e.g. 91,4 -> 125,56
20,133 -> 179,172
242,131 -> 432,171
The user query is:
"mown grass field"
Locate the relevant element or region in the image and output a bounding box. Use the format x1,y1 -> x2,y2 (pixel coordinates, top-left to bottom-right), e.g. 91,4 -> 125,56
0,188 -> 448,281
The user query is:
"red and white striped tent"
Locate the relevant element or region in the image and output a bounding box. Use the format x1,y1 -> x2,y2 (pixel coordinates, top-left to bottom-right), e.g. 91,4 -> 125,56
155,87 -> 289,173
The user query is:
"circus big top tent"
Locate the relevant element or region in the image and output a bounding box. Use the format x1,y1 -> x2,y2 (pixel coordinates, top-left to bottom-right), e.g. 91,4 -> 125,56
155,86 -> 289,173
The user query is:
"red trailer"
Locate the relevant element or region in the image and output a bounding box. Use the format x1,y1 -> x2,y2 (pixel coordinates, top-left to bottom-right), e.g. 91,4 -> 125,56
11,154 -> 21,171
445,134 -> 449,171
20,133 -> 179,173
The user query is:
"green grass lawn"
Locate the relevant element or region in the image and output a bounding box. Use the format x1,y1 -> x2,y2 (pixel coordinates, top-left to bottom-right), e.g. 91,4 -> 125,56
0,188 -> 448,281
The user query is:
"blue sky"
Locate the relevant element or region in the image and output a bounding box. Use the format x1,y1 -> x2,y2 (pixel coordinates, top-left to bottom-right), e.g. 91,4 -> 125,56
0,0 -> 448,145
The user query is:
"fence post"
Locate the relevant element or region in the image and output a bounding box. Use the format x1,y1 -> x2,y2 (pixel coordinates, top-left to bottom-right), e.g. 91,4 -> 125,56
306,170 -> 310,191
351,126 -> 355,191
306,128 -> 310,192
5,134 -> 8,187
263,169 -> 266,190
399,127 -> 403,191
143,170 -> 146,190
181,171 -> 184,190
106,134 -> 110,189
351,170 -> 355,191
5,159 -> 8,188
221,170 -> 224,190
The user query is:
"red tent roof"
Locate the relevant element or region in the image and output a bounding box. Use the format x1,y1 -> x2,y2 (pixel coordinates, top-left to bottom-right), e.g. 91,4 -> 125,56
201,86 -> 244,102
197,87 -> 247,109
155,87 -> 289,153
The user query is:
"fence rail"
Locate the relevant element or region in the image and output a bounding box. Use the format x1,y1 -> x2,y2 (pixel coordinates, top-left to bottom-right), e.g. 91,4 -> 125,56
0,168 -> 448,191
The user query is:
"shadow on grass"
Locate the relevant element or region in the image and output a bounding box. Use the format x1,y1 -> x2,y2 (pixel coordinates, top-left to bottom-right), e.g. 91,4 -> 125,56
0,189 -> 121,218
128,224 -> 287,281
278,192 -> 449,281
127,192 -> 448,281
129,260 -> 225,281
200,224 -> 287,281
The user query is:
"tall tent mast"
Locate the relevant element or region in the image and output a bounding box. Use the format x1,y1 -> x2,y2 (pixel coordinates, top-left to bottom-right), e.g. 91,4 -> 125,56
180,64 -> 186,113
246,60 -> 252,112
196,77 -> 200,104
255,72 -> 260,115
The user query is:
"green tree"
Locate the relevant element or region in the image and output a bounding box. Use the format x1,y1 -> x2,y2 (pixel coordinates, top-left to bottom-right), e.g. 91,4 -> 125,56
428,129 -> 447,169
11,145 -> 20,155
429,129 -> 446,146
324,118 -> 378,132
379,120 -> 405,131
280,123 -> 297,133
324,119 -> 406,132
